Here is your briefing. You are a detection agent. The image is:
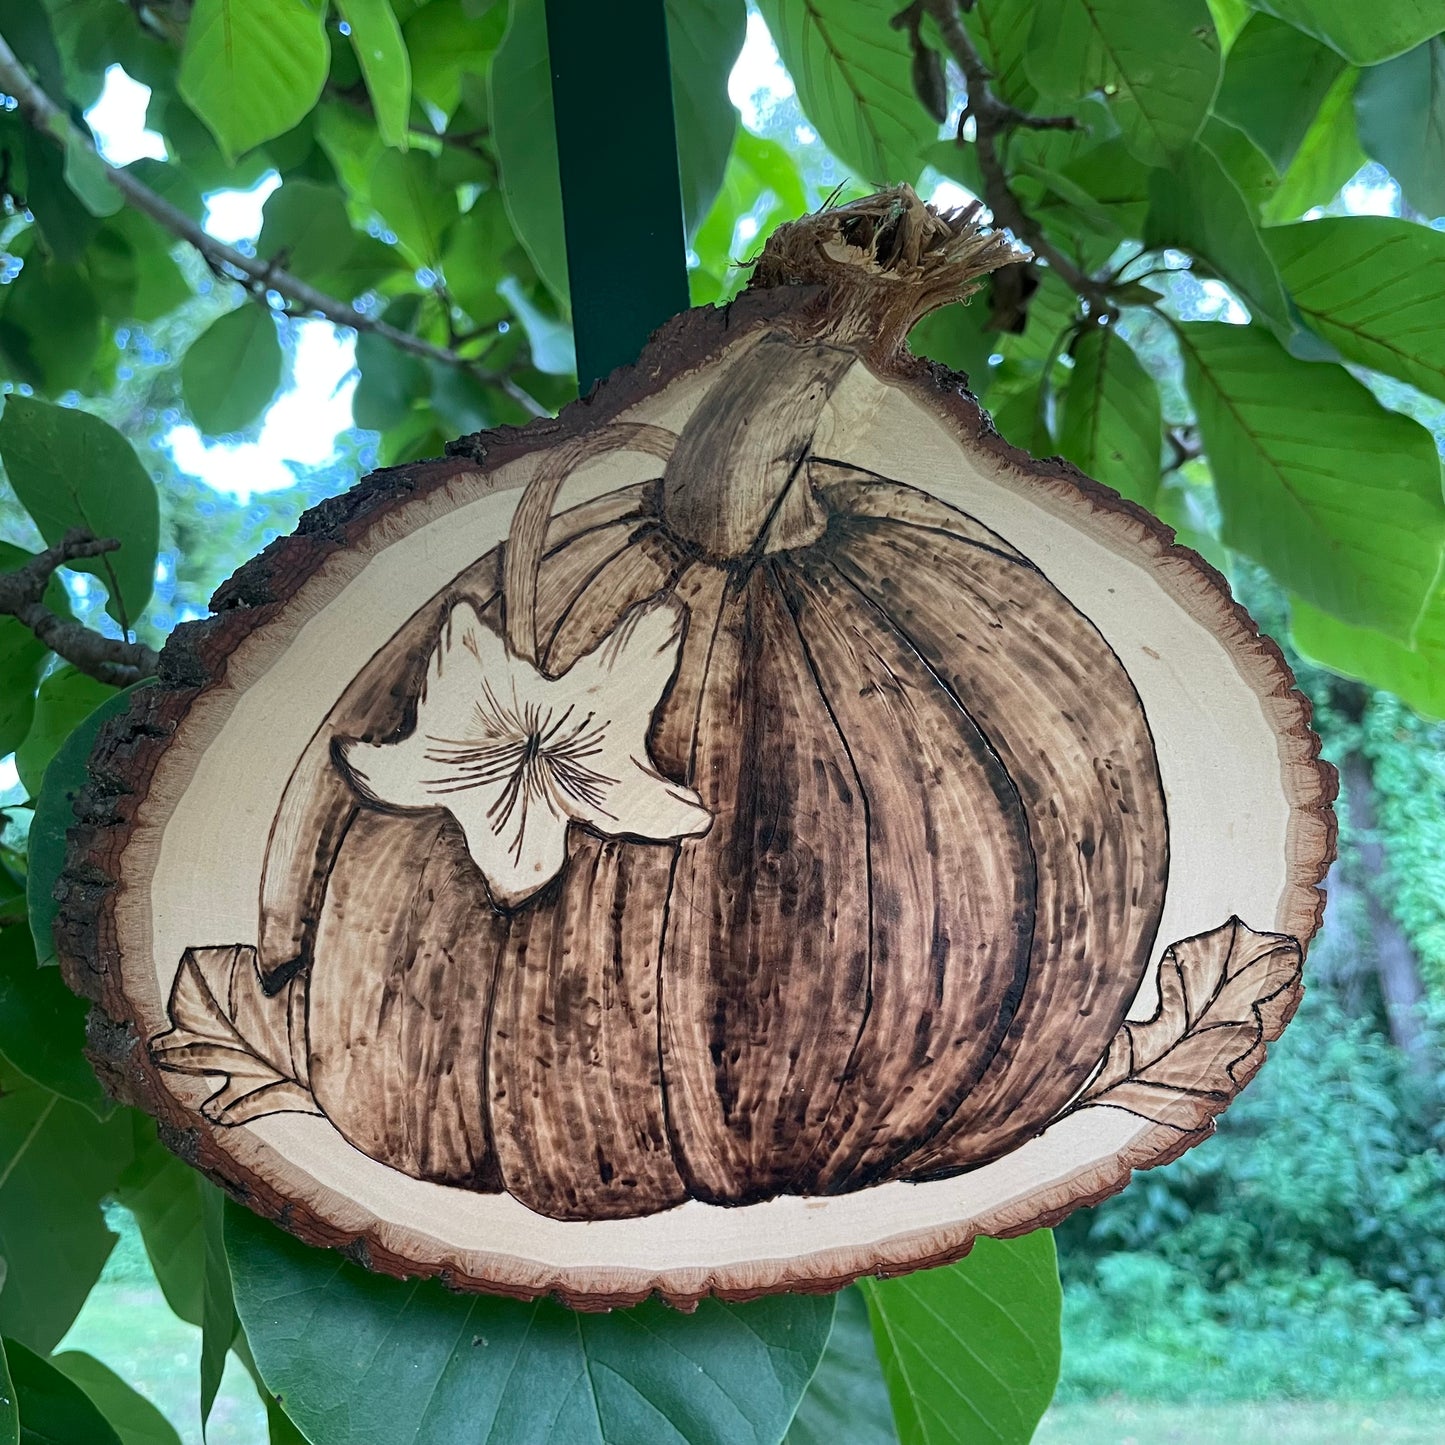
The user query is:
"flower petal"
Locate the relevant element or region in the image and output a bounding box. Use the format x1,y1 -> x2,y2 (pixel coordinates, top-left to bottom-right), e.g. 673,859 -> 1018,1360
592,758 -> 712,843
448,785 -> 572,908
576,597 -> 688,728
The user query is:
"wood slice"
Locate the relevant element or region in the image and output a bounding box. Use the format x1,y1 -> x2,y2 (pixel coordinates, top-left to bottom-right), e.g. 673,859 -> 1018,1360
57,193 -> 1334,1309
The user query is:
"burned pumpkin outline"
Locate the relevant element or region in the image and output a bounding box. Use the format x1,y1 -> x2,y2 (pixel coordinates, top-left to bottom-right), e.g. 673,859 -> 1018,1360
64,187 -> 1333,1302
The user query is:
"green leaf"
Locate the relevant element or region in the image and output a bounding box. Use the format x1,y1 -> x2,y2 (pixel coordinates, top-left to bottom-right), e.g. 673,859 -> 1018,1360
496,276 -> 575,375
0,924 -> 110,1117
1293,592 -> 1445,719
404,0 -> 506,118
0,542 -> 68,757
1261,67 -> 1365,223
15,667 -> 115,799
1252,0 -> 1443,65
258,180 -> 361,290
353,331 -> 428,433
1266,217 -> 1445,402
3,1339 -> 122,1445
0,1339 -> 15,1445
668,0 -> 747,238
1058,325 -> 1162,506
180,306 -> 284,436
57,134 -> 122,219
370,148 -> 458,268
115,1126 -> 206,1326
228,1200 -> 836,1445
1176,321 -> 1445,637
490,0 -> 567,304
19,130 -> 101,266
1206,0 -> 1251,50
1025,0 -> 1223,166
0,1068 -> 131,1353
1216,15 -> 1347,171
908,302 -> 996,393
990,379 -> 1054,455
441,191 -> 524,325
490,0 -> 738,307
756,0 -> 936,183
178,0 -> 329,160
0,257 -> 101,396
0,396 -> 158,628
1145,144 -> 1295,340
1356,37 -> 1445,220
25,687 -> 139,968
337,0 -> 412,150
49,1353 -> 182,1445
786,1287 -> 897,1445
200,1184 -> 238,1434
964,0 -> 1040,108
859,1232 -> 1063,1445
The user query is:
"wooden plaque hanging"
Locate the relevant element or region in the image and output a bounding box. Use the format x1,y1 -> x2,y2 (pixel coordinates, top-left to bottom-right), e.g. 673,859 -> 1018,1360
58,190 -> 1335,1308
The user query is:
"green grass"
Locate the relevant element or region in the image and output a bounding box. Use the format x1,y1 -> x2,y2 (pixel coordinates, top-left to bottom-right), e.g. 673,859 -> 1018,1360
1037,1398 -> 1445,1444
58,1218 -> 265,1445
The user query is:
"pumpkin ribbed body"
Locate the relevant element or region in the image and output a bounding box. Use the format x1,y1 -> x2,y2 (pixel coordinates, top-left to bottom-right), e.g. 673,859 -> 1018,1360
305,463 -> 1168,1221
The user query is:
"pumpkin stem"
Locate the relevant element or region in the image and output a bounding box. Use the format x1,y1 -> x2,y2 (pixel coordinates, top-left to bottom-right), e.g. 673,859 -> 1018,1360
745,184 -> 1022,357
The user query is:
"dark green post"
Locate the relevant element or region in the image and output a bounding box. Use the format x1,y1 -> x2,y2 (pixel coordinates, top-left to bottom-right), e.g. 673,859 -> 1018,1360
543,0 -> 692,392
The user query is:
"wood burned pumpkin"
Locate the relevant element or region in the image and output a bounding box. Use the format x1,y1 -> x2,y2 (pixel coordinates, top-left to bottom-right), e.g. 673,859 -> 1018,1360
59,188 -> 1334,1305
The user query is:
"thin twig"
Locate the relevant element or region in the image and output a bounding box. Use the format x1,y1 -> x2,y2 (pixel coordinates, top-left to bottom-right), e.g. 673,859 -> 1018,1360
0,30 -> 547,418
918,0 -> 1114,317
0,530 -> 159,685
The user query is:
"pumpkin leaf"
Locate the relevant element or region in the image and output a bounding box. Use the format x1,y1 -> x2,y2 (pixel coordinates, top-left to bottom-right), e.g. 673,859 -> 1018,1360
2,1339 -> 122,1445
786,1288 -> 898,1445
1355,37 -> 1445,221
50,1352 -> 183,1445
1252,0 -> 1443,66
1058,325 -> 1161,506
0,1067 -> 131,1354
1292,592 -> 1445,722
178,0 -> 329,160
1024,0 -> 1223,167
755,0 -> 936,184
227,1200 -> 836,1445
1175,321 -> 1445,639
1073,917 -> 1303,1129
859,1232 -> 1063,1445
336,0 -> 412,150
181,305 -> 284,437
1265,216 -> 1445,403
1215,14 -> 1347,172
0,395 -> 159,629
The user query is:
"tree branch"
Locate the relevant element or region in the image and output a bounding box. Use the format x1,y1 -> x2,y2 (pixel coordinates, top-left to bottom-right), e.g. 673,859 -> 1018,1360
0,30 -> 547,419
0,531 -> 160,685
917,0 -> 1114,317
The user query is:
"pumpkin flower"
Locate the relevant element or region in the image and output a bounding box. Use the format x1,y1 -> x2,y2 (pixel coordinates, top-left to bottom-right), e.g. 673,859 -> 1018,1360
339,597 -> 712,907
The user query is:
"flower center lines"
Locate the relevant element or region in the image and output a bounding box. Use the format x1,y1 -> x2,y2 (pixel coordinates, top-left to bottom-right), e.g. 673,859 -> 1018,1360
421,687 -> 619,863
